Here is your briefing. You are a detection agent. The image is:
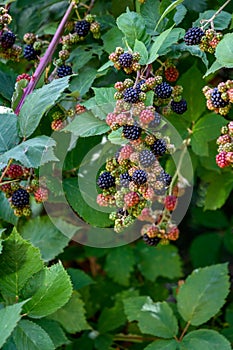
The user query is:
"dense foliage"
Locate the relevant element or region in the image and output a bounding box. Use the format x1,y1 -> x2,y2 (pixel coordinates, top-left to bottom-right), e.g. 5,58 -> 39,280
0,0 -> 233,349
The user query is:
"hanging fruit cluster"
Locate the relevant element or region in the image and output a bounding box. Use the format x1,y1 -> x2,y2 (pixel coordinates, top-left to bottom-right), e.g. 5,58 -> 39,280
216,122 -> 233,168
202,80 -> 233,116
184,26 -> 223,53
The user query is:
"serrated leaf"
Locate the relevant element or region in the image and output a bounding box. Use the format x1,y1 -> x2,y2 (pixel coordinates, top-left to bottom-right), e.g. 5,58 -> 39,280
11,80 -> 29,111
183,0 -> 207,12
18,76 -> 70,138
215,33 -> 233,68
0,229 -> 43,297
174,4 -> 187,25
97,61 -> 114,72
177,263 -> 230,326
105,246 -> 135,286
13,319 -> 54,350
34,319 -> 70,348
64,111 -> 110,137
144,339 -> 178,350
19,217 -> 76,262
92,87 -> 116,120
155,0 -> 184,31
134,39 -> 148,65
49,291 -> 90,333
116,9 -> 150,48
0,64 -> 16,101
176,43 -> 208,67
23,262 -> 72,318
102,27 -> 124,54
191,114 -> 227,156
67,268 -> 94,290
69,67 -> 96,97
148,27 -> 174,64
0,302 -> 27,348
141,0 -> 160,33
0,192 -> 18,225
204,173 -> 233,210
137,243 -> 182,281
157,28 -> 185,56
0,136 -> 58,170
124,296 -> 150,321
193,10 -> 232,31
181,329 -> 231,350
0,113 -> 20,153
98,302 -> 126,333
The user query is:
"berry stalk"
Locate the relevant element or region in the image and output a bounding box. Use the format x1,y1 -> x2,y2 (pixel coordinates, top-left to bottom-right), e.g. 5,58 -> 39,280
15,0 -> 76,115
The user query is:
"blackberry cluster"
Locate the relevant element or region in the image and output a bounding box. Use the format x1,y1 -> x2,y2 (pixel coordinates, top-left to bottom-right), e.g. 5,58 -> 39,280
123,87 -> 140,103
57,64 -> 72,78
198,29 -> 223,54
203,81 -> 233,116
123,124 -> 142,140
23,44 -> 40,61
211,88 -> 228,108
74,20 -> 90,37
155,82 -> 172,99
151,139 -> 167,156
11,188 -> 30,208
0,31 -> 16,48
139,150 -> 156,167
216,121 -> 233,169
132,169 -> 147,185
171,99 -> 187,114
120,172 -> 132,187
109,48 -> 141,74
184,27 -> 204,45
118,52 -> 133,68
97,171 -> 115,189
142,234 -> 161,246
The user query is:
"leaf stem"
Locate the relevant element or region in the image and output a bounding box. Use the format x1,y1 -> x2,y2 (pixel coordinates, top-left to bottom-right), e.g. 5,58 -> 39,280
14,1 -> 76,115
0,159 -> 13,183
114,334 -> 159,343
200,0 -> 231,30
179,320 -> 191,341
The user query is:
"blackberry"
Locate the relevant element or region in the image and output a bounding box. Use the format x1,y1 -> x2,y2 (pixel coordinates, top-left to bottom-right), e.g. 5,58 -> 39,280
11,188 -> 30,208
74,20 -> 90,37
57,64 -> 72,78
117,208 -> 129,218
151,139 -> 166,156
154,82 -> 172,99
135,79 -> 146,92
132,169 -> 147,185
157,171 -> 172,187
210,88 -> 228,108
120,172 -> 132,187
149,112 -> 161,128
123,124 -> 142,140
0,31 -> 16,49
118,52 -> 133,68
139,150 -> 156,167
97,171 -> 115,189
23,44 -> 40,60
123,87 -> 140,103
171,99 -> 187,114
142,234 -> 161,246
184,27 -> 204,45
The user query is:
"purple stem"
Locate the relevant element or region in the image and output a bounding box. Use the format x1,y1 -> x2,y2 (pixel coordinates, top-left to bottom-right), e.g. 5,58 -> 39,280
15,1 -> 76,115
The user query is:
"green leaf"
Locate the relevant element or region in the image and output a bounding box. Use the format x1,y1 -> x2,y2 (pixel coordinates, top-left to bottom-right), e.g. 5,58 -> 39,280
49,291 -> 90,333
0,229 -> 43,297
155,0 -> 184,31
13,319 -> 55,350
134,39 -> 148,65
67,268 -> 94,290
177,263 -> 230,326
98,302 -> 126,333
0,192 -> 18,225
183,0 -> 207,12
124,296 -> 149,321
224,229 -> 233,255
191,114 -> 227,156
204,173 -> 233,210
19,217 -> 76,262
0,64 -> 16,101
108,128 -> 126,145
148,27 -> 174,64
203,60 -> 223,78
18,76 -> 71,138
105,246 -> 135,286
23,262 -> 72,318
94,334 -> 113,350
97,61 -> 114,72
0,302 -> 27,348
91,87 -> 116,120
34,319 -> 70,348
102,27 -> 124,54
215,33 -> 233,68
144,339 -> 178,350
0,113 -> 19,153
190,233 -> 222,268
0,136 -> 58,170
116,9 -> 150,48
181,329 -> 231,350
176,43 -> 208,68
174,4 -> 187,26
11,80 -> 29,112
64,111 -> 110,137
157,28 -> 185,56
69,67 -> 97,97
137,243 -> 182,281
141,0 -> 160,33
193,10 -> 232,31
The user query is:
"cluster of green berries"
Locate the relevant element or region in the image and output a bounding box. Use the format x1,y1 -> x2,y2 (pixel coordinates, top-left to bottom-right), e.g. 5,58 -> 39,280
23,32 -> 42,61
203,80 -> 233,116
0,7 -> 12,29
109,47 -> 141,74
184,27 -> 222,53
216,122 -> 233,168
50,103 -> 81,131
0,164 -> 49,217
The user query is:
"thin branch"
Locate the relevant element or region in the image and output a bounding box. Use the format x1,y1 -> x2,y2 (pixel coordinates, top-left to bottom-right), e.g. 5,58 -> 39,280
179,321 -> 191,341
201,0 -> 231,29
0,159 -> 13,183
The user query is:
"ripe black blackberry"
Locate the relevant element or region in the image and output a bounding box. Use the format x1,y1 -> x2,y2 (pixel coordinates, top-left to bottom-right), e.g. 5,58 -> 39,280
57,64 -> 72,78
151,139 -> 166,156
11,188 -> 30,208
118,52 -> 133,68
120,172 -> 132,187
154,82 -> 172,99
23,44 -> 40,61
157,171 -> 172,187
142,234 -> 161,246
97,171 -> 115,189
210,88 -> 228,108
135,79 -> 146,92
123,124 -> 142,140
139,150 -> 156,168
132,169 -> 147,185
117,208 -> 129,218
74,20 -> 90,37
171,99 -> 187,114
184,27 -> 204,45
123,87 -> 140,103
0,31 -> 16,49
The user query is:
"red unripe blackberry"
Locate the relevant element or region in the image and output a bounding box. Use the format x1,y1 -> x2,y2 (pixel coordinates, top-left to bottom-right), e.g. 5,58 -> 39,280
211,88 -> 228,108
97,171 -> 115,189
75,104 -> 86,114
165,66 -> 179,82
171,99 -> 187,114
0,31 -> 16,48
154,82 -> 172,99
57,64 -> 72,78
74,20 -> 90,37
142,234 -> 161,246
184,27 -> 204,45
51,119 -> 64,131
139,109 -> 155,124
118,52 -> 133,68
132,169 -> 147,185
11,188 -> 30,208
139,150 -> 156,168
123,124 -> 142,140
164,195 -> 177,211
123,87 -> 140,103
124,192 -> 140,207
0,183 -> 11,193
216,151 -> 229,168
23,44 -> 41,60
151,139 -> 167,156
34,187 -> 49,203
5,164 -> 23,179
167,226 -> 179,241
16,73 -> 31,82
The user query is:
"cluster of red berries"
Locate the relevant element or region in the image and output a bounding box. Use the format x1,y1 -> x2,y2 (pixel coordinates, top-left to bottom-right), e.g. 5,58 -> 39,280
0,164 -> 49,217
184,27 -> 222,53
216,122 -> 233,168
50,103 -> 85,131
203,80 -> 233,116
109,47 -> 141,74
